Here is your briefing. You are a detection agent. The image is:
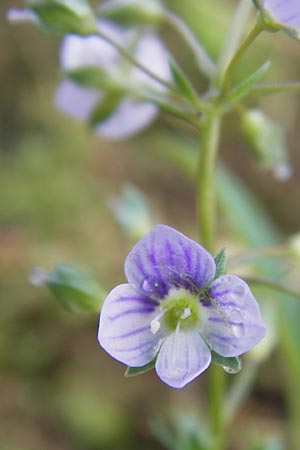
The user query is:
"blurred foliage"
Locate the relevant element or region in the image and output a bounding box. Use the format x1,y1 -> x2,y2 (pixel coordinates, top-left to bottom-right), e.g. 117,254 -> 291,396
1,0 -> 300,449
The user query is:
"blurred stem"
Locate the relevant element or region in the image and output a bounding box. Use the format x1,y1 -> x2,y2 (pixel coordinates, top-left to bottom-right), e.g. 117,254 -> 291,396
228,244 -> 287,267
219,21 -> 264,95
244,276 -> 300,301
250,81 -> 300,98
207,365 -> 226,450
93,30 -> 175,92
197,109 -> 220,253
224,358 -> 258,427
163,9 -> 215,78
216,0 -> 253,86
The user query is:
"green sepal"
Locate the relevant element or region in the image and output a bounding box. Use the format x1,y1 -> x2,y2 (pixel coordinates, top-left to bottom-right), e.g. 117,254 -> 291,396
211,351 -> 242,374
44,263 -> 106,313
226,60 -> 271,105
125,357 -> 156,377
98,0 -> 163,27
213,248 -> 226,279
27,0 -> 97,35
89,91 -> 123,128
66,67 -> 117,90
168,56 -> 199,105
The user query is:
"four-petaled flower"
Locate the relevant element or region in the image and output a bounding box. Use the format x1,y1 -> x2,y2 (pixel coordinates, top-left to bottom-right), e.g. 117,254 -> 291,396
55,20 -> 170,140
253,0 -> 300,40
98,225 -> 266,388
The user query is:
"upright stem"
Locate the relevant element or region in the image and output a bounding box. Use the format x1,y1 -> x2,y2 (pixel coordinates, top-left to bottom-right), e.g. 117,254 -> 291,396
219,21 -> 264,95
197,109 -> 221,254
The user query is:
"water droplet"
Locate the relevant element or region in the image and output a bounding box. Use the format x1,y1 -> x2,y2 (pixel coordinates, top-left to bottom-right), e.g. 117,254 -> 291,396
234,285 -> 246,297
142,277 -> 155,293
222,364 -> 241,374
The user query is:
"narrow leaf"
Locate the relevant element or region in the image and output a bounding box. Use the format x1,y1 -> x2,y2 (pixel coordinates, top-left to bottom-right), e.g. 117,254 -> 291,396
67,67 -> 112,90
168,56 -> 199,106
226,60 -> 271,104
214,248 -> 226,279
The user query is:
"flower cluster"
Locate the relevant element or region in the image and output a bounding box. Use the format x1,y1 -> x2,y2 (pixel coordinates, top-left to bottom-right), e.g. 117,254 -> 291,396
55,20 -> 170,140
98,225 -> 266,388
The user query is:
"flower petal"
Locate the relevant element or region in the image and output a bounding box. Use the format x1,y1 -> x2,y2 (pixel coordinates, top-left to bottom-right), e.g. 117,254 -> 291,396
155,329 -> 211,388
95,98 -> 158,140
55,79 -> 101,120
98,284 -> 163,367
130,32 -> 170,91
60,20 -> 124,71
125,224 -> 216,299
201,275 -> 266,357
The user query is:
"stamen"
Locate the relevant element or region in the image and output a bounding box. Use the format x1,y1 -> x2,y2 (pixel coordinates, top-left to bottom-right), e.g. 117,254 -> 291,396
181,307 -> 191,320
150,310 -> 166,335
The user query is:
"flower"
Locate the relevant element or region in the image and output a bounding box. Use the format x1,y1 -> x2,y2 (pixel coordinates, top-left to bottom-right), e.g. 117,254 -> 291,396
55,20 -> 170,140
253,0 -> 300,40
98,225 -> 266,388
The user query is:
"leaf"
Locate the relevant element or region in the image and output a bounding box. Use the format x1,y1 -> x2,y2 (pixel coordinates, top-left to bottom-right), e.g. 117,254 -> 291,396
168,56 -> 199,105
67,67 -> 113,90
226,60 -> 271,105
211,351 -> 242,374
98,0 -> 163,26
89,91 -> 123,128
125,358 -> 156,377
213,248 -> 226,279
27,0 -> 97,35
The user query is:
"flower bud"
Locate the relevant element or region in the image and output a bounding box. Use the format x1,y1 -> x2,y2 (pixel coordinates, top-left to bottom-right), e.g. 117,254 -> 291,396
240,109 -> 291,180
30,264 -> 106,313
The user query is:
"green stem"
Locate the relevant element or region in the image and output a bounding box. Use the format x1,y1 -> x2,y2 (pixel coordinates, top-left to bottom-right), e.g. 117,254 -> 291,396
207,365 -> 226,450
197,110 -> 221,253
163,9 -> 215,78
216,0 -> 253,86
93,30 -> 176,93
219,21 -> 264,95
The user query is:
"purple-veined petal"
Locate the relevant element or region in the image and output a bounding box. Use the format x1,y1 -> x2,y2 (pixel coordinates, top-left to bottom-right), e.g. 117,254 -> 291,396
60,20 -> 124,71
125,224 -> 216,299
95,98 -> 158,140
130,32 -> 170,91
55,79 -> 101,120
201,275 -> 266,357
155,329 -> 211,388
98,284 -> 163,367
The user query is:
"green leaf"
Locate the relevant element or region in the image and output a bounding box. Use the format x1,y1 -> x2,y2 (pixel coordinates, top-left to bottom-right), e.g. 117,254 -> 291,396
125,358 -> 156,377
226,60 -> 271,105
211,351 -> 242,374
168,56 -> 199,106
213,248 -> 226,279
66,67 -> 115,90
89,91 -> 123,128
27,0 -> 97,35
31,263 -> 106,313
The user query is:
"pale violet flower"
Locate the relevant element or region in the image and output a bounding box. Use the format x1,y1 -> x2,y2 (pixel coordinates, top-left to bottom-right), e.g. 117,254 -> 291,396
55,20 -> 170,140
253,0 -> 300,40
98,225 -> 266,388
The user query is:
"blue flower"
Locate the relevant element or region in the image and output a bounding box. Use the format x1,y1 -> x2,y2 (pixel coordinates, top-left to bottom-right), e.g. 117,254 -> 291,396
98,225 -> 266,388
55,20 -> 170,140
253,0 -> 300,40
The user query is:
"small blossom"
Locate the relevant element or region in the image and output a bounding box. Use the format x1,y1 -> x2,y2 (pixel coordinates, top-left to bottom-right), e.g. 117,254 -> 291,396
98,225 -> 266,388
55,20 -> 170,140
253,0 -> 300,40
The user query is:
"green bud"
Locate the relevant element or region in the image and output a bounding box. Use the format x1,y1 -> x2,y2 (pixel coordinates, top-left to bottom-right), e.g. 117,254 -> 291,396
30,264 -> 106,313
98,0 -> 163,27
108,184 -> 154,240
240,109 -> 291,180
27,0 -> 98,35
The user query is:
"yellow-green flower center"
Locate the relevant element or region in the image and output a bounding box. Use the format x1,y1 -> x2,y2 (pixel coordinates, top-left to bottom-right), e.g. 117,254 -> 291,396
151,288 -> 201,334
